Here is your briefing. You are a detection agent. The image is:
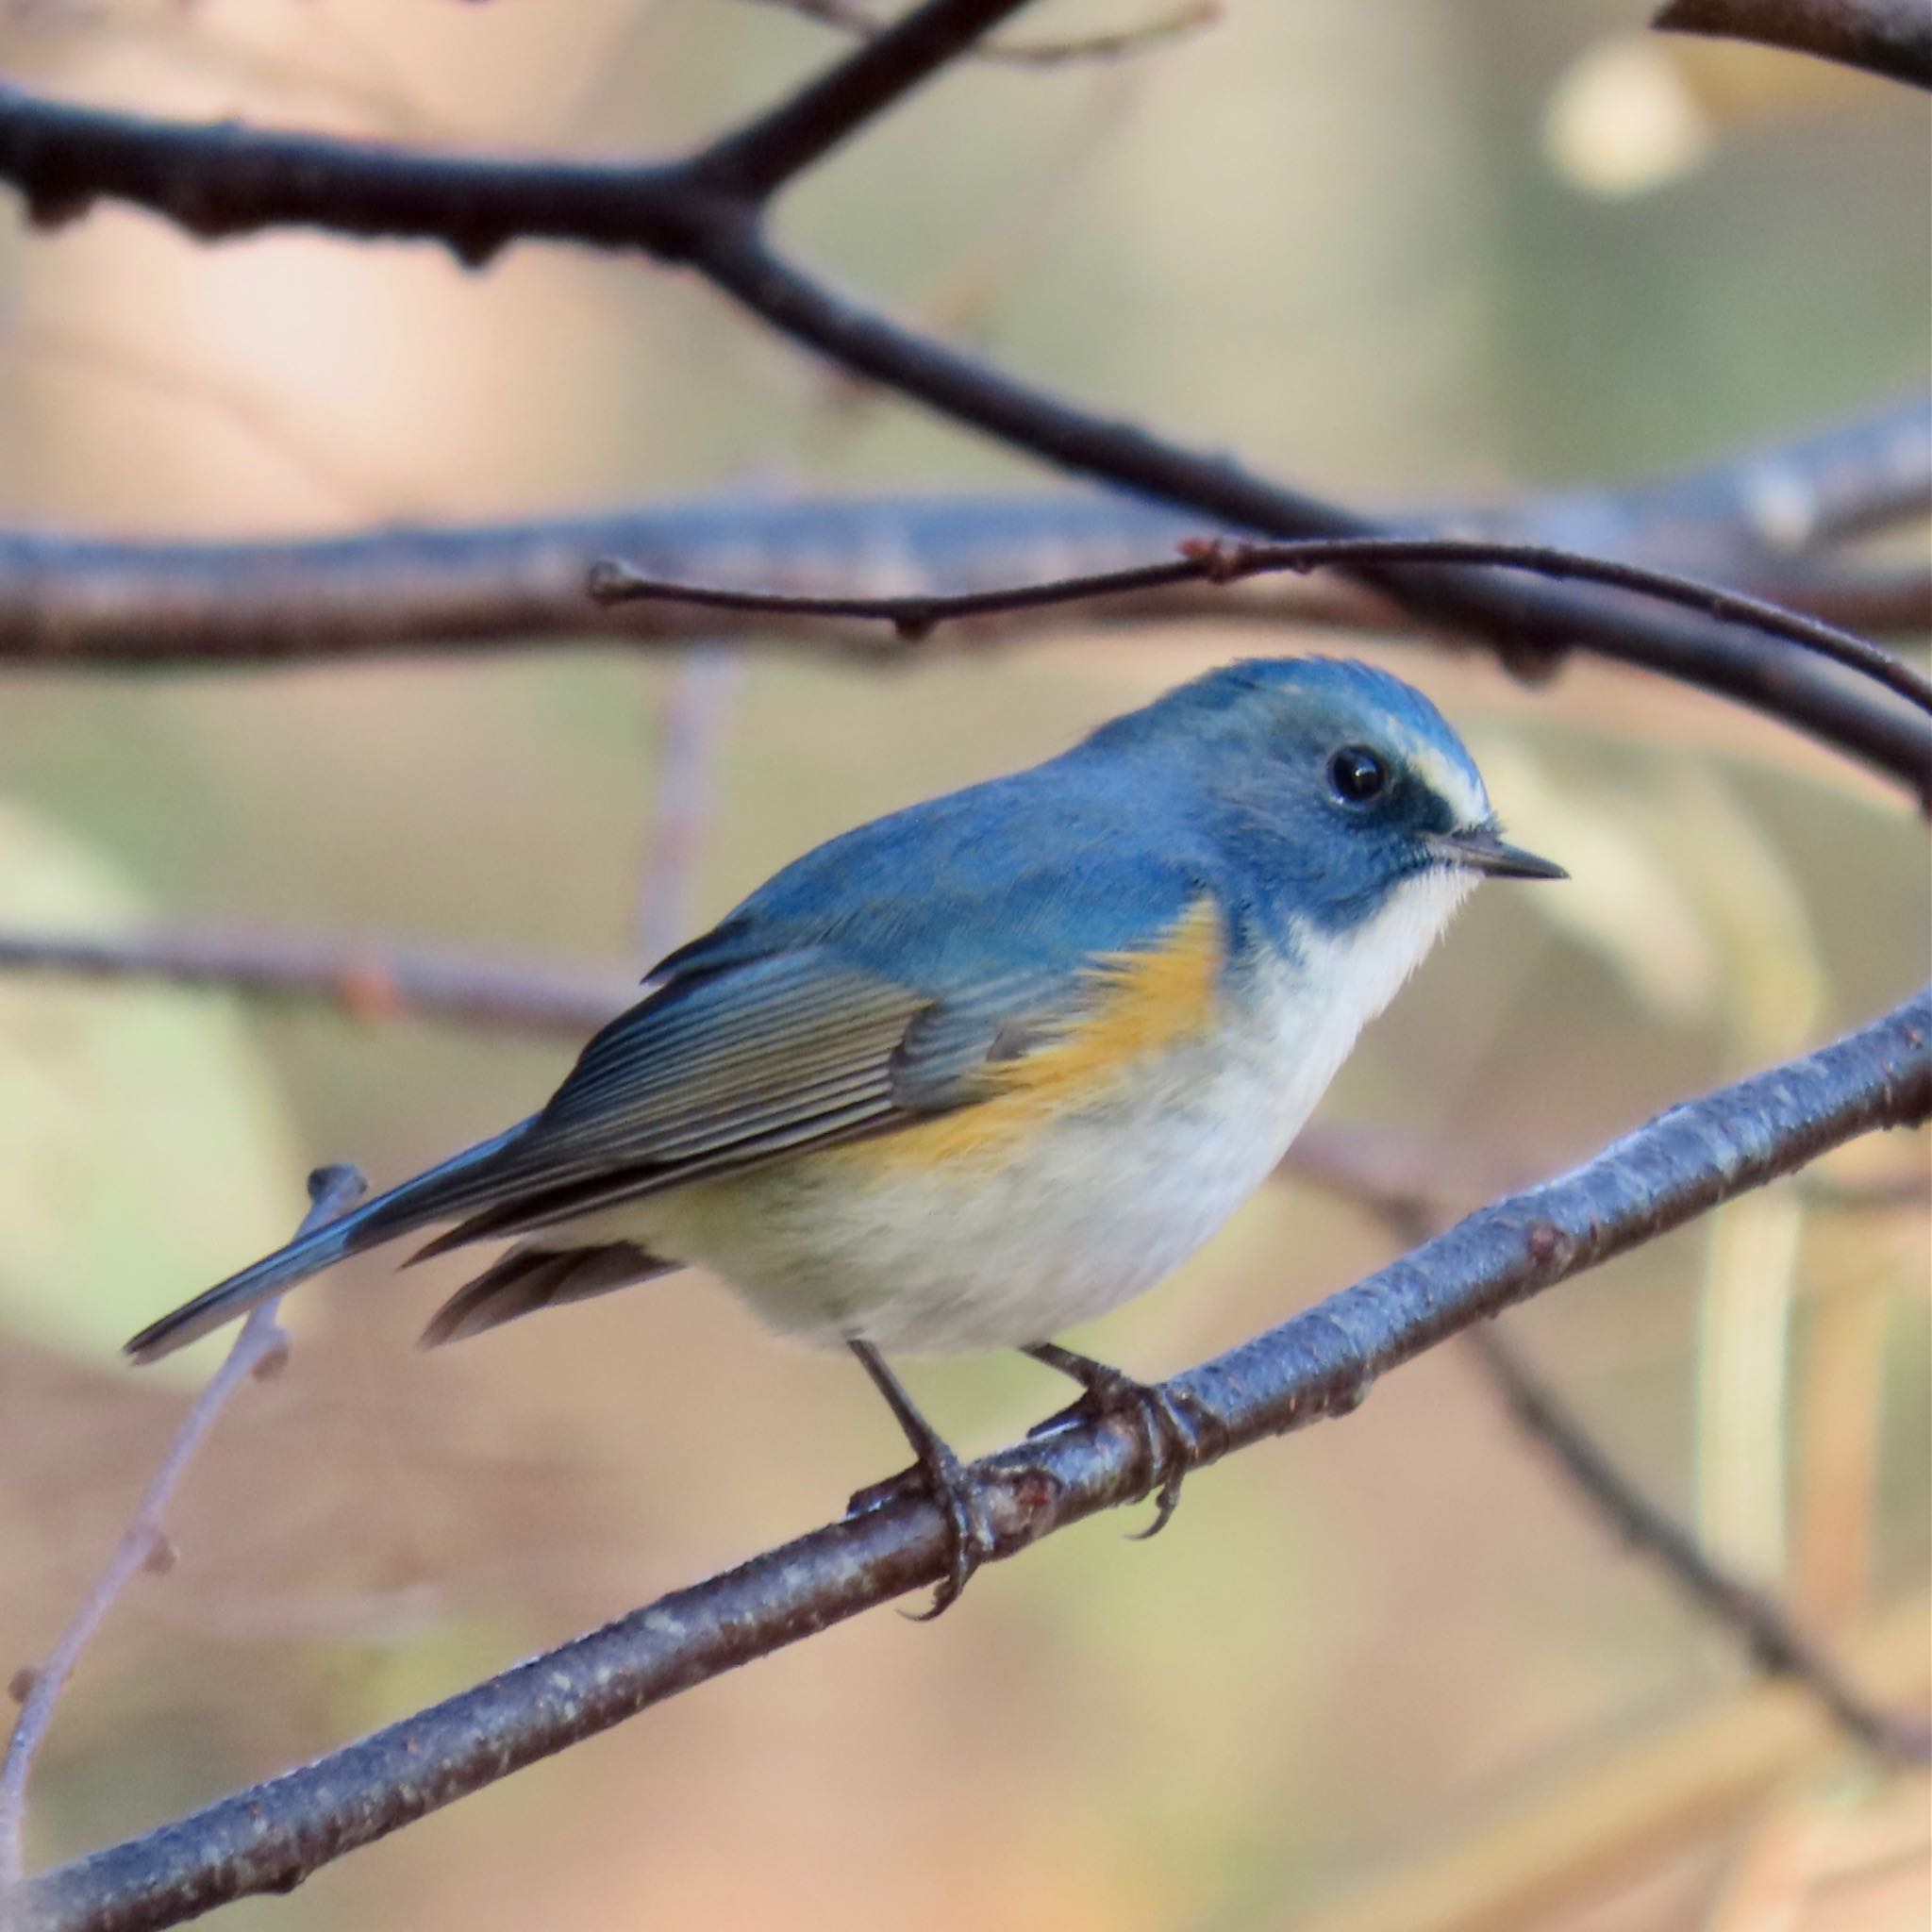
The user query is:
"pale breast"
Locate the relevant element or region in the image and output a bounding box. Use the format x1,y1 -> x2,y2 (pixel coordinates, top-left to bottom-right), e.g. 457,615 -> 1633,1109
590,868 -> 1471,1356
604,949 -> 1330,1353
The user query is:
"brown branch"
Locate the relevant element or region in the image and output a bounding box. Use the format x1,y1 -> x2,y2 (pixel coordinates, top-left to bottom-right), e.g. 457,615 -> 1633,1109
1,21 -> 1926,791
4,989 -> 1924,1932
0,929 -> 625,1037
1655,0 -> 1932,91
587,532 -> 1932,724
0,1166 -> 368,1894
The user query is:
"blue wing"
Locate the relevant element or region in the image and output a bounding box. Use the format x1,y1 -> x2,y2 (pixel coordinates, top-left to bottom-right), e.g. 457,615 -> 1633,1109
421,758 -> 1213,1241
125,756 -> 1209,1360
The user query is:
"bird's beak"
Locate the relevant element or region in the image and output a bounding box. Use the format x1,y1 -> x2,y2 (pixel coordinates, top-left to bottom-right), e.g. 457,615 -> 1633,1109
1428,824 -> 1567,881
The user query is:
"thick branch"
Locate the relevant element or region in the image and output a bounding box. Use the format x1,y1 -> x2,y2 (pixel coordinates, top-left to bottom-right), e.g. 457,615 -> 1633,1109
691,0 -> 1035,201
0,83 -> 1924,791
8,989 -> 1926,1932
1288,1127 -> 1932,1763
1655,0 -> 1932,91
5,390 -> 1926,665
0,84 -> 721,270
693,227 -> 1932,794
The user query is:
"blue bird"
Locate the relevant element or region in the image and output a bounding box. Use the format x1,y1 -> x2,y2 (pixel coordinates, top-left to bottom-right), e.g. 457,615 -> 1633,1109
126,657 -> 1562,1609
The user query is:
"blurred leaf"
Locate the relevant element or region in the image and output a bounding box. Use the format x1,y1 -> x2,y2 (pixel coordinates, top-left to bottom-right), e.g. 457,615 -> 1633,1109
0,800 -> 306,1377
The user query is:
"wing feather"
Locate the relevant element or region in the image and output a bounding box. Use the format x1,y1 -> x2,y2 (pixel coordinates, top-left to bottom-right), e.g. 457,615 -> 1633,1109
409,903 -> 1186,1258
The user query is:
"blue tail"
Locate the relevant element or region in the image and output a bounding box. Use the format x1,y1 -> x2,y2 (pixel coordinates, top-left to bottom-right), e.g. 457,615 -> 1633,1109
124,1123 -> 530,1363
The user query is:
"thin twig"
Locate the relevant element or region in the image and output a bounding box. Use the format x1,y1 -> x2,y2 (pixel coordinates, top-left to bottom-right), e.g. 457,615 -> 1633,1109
1463,1327 -> 1930,1766
2,25 -> 1927,791
1654,0 -> 1932,91
4,989 -> 1926,1932
0,1166 -> 368,1895
0,930 -> 624,1037
588,532 -> 1932,723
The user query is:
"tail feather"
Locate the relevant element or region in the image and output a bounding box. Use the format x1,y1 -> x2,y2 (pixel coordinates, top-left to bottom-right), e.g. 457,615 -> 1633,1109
123,1121 -> 533,1364
418,1241 -> 674,1348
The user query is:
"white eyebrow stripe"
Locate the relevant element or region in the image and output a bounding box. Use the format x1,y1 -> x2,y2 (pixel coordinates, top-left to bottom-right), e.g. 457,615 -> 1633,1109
1407,741 -> 1490,825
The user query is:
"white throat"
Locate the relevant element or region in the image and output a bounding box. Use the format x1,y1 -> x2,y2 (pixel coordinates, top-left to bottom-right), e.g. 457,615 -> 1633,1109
1288,863 -> 1480,1072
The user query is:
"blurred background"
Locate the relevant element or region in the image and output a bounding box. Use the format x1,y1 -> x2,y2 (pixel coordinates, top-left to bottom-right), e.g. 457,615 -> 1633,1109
0,3 -> 1926,1927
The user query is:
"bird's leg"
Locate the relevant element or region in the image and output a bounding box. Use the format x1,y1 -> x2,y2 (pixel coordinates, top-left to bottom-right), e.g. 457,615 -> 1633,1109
845,1340 -> 996,1619
1023,1341 -> 1204,1540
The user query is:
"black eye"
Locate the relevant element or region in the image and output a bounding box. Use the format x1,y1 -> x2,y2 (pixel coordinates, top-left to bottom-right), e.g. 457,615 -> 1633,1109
1328,744 -> 1388,804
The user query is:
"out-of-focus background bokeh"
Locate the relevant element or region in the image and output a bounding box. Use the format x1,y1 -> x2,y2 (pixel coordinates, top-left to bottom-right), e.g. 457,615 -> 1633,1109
1,3 -> 1927,1927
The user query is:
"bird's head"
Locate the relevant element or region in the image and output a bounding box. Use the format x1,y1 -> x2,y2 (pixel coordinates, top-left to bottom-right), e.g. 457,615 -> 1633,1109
1088,656 -> 1564,950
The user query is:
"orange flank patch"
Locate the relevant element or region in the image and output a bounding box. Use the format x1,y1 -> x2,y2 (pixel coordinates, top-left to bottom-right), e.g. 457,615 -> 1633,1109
831,896 -> 1226,1176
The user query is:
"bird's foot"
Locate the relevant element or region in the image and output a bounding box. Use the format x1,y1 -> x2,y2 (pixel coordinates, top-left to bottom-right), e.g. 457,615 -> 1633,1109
1026,1351 -> 1206,1540
846,1443 -> 996,1619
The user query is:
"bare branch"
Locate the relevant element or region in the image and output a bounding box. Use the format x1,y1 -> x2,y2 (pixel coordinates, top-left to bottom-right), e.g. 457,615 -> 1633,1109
4,393 -> 1925,670
588,531 -> 1932,724
1464,1328 -> 1929,1766
688,225 -> 1932,795
0,1167 -> 368,1896
1286,1129 -> 1932,1763
1,58 -> 1924,790
689,0 -> 1036,202
1655,0 -> 1932,91
1491,392 -> 1932,559
5,990 -> 1925,1932
0,929 -> 624,1037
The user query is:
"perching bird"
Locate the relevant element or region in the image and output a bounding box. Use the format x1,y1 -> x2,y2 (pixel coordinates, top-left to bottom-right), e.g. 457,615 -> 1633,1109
126,657 -> 1562,1609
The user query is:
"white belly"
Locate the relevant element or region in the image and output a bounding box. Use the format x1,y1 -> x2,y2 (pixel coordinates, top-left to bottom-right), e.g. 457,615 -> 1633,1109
574,872 -> 1472,1356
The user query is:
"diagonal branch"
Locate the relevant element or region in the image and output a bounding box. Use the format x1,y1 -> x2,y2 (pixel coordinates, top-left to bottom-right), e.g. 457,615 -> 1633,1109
0,1167 -> 369,1895
1,53 -> 1925,792
6,988 -> 1926,1932
1463,1326 -> 1931,1766
1285,1125 -> 1932,1765
690,0 -> 1036,201
688,226 -> 1932,796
